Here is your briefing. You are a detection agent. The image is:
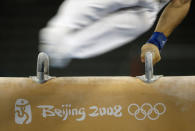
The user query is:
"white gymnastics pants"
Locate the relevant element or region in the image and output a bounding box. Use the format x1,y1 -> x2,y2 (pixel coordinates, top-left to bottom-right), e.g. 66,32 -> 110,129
39,0 -> 169,67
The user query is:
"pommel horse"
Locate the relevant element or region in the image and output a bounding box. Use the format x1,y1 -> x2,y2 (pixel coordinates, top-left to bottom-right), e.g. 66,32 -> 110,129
0,52 -> 195,131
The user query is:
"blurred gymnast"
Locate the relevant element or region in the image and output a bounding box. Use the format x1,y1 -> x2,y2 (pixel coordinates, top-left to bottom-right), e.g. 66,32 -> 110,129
39,0 -> 191,67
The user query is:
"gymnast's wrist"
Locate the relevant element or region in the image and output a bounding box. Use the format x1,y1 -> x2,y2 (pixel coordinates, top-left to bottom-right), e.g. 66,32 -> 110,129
147,32 -> 167,51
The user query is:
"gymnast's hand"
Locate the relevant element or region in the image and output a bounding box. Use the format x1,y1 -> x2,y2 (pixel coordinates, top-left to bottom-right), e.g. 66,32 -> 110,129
141,43 -> 161,65
140,0 -> 191,65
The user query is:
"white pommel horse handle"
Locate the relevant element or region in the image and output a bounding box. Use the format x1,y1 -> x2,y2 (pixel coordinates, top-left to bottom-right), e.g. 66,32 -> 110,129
31,52 -> 53,84
137,52 -> 162,83
145,52 -> 153,81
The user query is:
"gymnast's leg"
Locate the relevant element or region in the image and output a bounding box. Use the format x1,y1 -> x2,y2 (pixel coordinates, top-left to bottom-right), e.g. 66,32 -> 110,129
39,0 -> 162,67
56,8 -> 158,59
40,0 -> 141,46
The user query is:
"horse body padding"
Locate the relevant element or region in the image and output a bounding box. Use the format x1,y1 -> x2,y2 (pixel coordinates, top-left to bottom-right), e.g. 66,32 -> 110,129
0,76 -> 195,131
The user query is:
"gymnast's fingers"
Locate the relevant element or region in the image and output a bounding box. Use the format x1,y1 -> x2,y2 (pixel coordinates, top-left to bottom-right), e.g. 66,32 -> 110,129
141,43 -> 161,65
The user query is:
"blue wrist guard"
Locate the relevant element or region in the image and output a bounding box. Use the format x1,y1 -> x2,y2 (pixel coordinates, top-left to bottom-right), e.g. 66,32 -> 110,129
147,32 -> 167,51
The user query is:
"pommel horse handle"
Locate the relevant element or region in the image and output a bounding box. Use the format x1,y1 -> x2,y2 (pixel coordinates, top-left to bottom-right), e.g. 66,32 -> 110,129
31,52 -> 53,83
145,52 -> 153,81
137,52 -> 162,83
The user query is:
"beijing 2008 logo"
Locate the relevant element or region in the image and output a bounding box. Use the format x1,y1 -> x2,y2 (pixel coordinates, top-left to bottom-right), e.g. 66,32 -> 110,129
128,103 -> 166,120
15,99 -> 32,124
14,98 -> 166,124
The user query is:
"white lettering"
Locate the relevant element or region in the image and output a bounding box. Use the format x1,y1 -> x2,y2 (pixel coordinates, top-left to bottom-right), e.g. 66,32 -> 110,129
88,105 -> 122,118
37,104 -> 86,121
113,105 -> 123,117
37,105 -> 55,118
89,106 -> 99,117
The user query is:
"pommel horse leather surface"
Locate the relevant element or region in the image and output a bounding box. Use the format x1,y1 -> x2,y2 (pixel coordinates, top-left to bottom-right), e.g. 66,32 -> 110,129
0,76 -> 195,131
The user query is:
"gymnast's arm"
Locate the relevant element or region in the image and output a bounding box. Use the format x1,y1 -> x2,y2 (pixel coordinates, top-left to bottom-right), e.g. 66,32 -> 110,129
141,0 -> 191,65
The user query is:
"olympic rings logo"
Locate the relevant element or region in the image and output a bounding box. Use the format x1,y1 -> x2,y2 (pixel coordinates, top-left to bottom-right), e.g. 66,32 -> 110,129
128,103 -> 166,120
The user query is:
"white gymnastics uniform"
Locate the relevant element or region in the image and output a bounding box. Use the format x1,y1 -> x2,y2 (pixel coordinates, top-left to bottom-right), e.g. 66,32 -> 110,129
39,0 -> 170,67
